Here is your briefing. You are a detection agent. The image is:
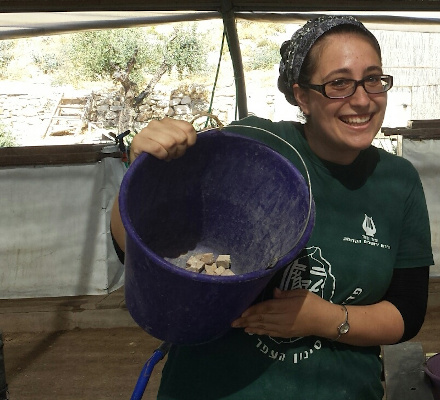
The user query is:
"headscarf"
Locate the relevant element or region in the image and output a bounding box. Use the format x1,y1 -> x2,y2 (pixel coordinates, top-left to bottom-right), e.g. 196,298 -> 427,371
277,15 -> 380,106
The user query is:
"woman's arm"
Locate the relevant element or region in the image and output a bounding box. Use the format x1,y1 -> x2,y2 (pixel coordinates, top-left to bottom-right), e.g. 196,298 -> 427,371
110,117 -> 197,253
231,265 -> 430,346
232,289 -> 405,346
383,266 -> 429,342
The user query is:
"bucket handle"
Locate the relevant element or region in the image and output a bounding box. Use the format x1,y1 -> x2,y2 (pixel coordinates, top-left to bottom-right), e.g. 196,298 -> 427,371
192,122 -> 314,270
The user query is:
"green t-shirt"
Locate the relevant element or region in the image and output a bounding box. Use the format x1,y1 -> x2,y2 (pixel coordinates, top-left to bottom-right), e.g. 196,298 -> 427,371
157,117 -> 434,400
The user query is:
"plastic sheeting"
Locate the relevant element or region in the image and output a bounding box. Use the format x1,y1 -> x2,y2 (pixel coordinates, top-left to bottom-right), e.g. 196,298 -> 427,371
402,139 -> 439,276
0,141 -> 437,299
0,157 -> 126,299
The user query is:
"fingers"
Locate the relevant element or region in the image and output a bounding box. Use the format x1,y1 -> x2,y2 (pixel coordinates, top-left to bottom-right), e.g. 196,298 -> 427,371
231,299 -> 285,329
130,117 -> 197,163
232,310 -> 291,338
231,289 -> 311,338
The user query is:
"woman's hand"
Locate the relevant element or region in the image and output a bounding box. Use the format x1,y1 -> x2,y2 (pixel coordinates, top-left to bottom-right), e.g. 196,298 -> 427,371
231,289 -> 405,346
231,288 -> 341,339
111,117 -> 197,252
130,117 -> 197,163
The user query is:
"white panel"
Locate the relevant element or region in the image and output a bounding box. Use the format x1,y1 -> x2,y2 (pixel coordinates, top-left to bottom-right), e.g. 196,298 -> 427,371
0,158 -> 125,299
402,139 -> 440,276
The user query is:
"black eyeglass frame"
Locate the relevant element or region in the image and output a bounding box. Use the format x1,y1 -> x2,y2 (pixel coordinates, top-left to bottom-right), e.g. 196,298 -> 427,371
299,75 -> 394,99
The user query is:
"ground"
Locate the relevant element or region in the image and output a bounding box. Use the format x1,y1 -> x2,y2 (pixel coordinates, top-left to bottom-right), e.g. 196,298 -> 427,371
3,328 -> 164,400
3,319 -> 440,400
2,282 -> 439,400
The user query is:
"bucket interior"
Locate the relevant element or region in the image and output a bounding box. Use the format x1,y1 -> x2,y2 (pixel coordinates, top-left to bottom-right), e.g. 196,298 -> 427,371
122,129 -> 313,276
120,129 -> 315,344
426,353 -> 440,383
424,353 -> 440,400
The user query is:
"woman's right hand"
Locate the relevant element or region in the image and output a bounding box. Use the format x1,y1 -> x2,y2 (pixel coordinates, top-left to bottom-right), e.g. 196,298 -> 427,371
130,117 -> 197,163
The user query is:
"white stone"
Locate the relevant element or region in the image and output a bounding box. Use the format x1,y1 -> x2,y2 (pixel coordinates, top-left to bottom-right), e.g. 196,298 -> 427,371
215,266 -> 225,275
180,96 -> 192,105
216,254 -> 231,269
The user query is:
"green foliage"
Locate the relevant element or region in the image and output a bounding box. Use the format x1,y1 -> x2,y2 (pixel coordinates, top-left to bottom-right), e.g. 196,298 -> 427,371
0,40 -> 16,76
237,21 -> 286,40
61,24 -> 207,87
32,52 -> 60,74
162,24 -> 208,78
0,123 -> 16,147
64,28 -> 154,85
245,38 -> 280,71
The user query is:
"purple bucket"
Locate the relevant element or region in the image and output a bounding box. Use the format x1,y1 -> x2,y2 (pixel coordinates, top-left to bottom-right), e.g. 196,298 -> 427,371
425,353 -> 440,399
119,129 -> 314,345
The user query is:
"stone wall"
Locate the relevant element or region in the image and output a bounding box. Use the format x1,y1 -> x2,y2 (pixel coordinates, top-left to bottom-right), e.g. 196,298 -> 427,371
89,83 -> 219,130
0,82 -> 236,146
0,85 -> 62,144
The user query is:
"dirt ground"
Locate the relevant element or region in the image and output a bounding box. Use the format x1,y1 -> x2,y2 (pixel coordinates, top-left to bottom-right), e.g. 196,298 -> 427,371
3,324 -> 440,400
2,279 -> 439,400
3,327 -> 165,400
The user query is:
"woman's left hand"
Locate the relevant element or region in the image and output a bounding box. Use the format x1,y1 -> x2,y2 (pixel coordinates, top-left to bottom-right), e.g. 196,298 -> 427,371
231,288 -> 340,339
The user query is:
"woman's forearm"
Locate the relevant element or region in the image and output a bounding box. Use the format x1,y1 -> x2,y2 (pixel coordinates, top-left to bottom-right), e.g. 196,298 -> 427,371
110,194 -> 126,253
232,290 -> 405,346
334,300 -> 404,346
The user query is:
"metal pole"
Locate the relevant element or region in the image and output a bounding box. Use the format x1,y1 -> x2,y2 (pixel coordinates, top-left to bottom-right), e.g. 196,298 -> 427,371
0,331 -> 8,400
221,0 -> 248,119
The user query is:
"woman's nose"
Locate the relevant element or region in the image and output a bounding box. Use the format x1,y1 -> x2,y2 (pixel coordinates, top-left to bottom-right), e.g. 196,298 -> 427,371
349,84 -> 371,106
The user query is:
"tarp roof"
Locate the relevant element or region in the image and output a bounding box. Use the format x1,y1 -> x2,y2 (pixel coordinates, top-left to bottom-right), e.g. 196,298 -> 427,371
1,3 -> 440,118
2,0 -> 440,12
1,11 -> 440,40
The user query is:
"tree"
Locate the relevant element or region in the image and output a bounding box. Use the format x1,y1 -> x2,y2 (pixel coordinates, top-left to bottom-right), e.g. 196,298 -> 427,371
0,122 -> 16,147
0,40 -> 16,77
64,24 -> 207,133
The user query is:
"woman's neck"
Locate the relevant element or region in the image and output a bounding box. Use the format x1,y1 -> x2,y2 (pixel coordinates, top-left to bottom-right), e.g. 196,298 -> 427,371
303,125 -> 362,166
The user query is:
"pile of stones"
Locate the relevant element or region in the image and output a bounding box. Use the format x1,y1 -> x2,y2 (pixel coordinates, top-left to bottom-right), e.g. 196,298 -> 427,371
185,253 -> 235,276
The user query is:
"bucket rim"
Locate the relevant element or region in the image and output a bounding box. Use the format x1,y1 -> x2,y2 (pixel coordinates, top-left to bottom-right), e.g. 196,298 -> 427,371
424,353 -> 440,381
119,128 -> 314,282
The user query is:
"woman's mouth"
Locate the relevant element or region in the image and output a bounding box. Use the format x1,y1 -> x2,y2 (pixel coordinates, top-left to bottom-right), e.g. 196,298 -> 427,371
340,114 -> 372,125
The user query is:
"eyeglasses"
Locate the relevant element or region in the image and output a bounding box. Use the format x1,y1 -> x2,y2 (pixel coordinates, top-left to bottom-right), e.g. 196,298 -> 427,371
299,75 -> 393,99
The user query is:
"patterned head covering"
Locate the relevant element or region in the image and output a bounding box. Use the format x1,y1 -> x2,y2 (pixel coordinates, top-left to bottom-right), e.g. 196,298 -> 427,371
277,15 -> 380,106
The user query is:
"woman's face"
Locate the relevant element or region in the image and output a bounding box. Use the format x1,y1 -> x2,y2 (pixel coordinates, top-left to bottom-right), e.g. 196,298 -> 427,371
294,33 -> 387,165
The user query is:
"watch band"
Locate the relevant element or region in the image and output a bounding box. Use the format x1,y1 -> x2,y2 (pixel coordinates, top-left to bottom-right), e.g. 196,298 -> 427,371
334,304 -> 349,341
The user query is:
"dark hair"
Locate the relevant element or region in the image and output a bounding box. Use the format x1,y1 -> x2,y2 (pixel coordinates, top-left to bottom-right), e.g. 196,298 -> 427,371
298,24 -> 382,85
277,16 -> 381,106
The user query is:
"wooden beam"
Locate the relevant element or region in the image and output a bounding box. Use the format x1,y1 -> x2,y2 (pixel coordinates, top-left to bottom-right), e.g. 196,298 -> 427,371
408,120 -> 440,129
0,144 -> 121,167
382,127 -> 440,140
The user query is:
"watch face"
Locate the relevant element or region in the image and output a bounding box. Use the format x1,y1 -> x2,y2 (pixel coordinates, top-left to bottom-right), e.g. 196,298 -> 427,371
339,322 -> 350,335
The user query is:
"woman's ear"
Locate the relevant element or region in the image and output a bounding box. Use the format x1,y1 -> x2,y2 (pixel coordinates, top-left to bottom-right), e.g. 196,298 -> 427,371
293,84 -> 310,115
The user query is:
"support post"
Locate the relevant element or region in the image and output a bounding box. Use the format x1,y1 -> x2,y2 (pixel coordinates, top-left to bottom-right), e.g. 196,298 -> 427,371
221,0 -> 248,120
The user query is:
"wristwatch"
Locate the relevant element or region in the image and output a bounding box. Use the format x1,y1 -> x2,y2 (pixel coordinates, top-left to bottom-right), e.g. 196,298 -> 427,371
335,304 -> 349,341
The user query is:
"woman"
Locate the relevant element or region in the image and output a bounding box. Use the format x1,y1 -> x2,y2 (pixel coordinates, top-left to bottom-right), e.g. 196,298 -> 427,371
111,15 -> 434,399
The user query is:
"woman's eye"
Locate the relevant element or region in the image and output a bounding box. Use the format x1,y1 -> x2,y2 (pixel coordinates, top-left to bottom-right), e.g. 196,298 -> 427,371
329,79 -> 350,89
365,75 -> 381,84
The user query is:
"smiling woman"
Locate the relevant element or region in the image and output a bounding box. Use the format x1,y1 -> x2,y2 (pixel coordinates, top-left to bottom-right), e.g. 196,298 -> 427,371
110,14 -> 434,400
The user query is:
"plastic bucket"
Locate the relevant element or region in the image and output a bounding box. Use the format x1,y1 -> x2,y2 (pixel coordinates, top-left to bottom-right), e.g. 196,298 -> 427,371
119,129 -> 315,345
425,353 -> 440,399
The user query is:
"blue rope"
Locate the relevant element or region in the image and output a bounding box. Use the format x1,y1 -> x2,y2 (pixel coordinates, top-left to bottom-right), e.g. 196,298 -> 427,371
130,342 -> 171,400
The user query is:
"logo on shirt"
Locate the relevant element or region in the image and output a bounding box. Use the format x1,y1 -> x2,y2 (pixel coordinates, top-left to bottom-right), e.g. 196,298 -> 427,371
269,246 -> 336,346
343,213 -> 391,250
249,247 -> 364,365
362,214 -> 376,236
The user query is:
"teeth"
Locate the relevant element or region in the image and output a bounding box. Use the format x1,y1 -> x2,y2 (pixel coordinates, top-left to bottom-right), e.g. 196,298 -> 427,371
341,115 -> 370,124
